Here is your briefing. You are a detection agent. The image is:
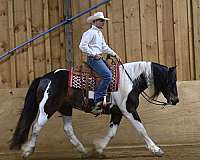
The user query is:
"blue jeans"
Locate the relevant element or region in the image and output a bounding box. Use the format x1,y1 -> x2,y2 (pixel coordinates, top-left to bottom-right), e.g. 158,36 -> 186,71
87,57 -> 112,104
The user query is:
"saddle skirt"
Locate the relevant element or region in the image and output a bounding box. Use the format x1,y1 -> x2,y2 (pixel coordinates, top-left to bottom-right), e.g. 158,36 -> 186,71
68,59 -> 120,92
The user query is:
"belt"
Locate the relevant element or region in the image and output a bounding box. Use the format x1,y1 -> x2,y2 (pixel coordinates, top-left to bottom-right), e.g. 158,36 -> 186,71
87,54 -> 102,58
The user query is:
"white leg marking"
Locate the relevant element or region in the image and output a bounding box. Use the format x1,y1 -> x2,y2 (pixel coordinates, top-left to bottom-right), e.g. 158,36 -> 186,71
120,99 -> 164,156
63,116 -> 87,154
94,122 -> 118,154
22,82 -> 51,158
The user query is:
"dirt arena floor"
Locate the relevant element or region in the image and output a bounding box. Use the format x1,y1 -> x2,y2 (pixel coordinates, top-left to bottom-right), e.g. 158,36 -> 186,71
0,144 -> 199,160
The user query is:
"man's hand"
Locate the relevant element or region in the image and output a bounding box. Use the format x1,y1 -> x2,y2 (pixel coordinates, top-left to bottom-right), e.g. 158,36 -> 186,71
94,54 -> 102,60
115,54 -> 121,62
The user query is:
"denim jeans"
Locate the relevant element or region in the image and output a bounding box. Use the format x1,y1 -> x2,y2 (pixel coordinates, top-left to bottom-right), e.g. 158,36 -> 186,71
87,57 -> 112,104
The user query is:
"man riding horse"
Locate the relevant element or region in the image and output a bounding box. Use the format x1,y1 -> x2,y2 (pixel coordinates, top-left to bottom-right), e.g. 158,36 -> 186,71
79,12 -> 121,115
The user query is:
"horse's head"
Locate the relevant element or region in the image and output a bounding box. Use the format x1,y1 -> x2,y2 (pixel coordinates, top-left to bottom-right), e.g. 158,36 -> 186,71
161,66 -> 179,105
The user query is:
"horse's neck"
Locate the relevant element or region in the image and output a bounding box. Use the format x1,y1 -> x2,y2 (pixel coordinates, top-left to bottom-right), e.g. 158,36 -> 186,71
122,61 -> 152,83
132,73 -> 148,94
121,61 -> 153,95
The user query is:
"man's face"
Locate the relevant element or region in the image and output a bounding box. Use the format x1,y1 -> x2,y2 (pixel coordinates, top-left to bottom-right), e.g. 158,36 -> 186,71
94,19 -> 105,29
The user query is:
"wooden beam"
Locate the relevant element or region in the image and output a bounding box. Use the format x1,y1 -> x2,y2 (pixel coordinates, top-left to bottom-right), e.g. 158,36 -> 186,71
58,0 -> 66,68
173,0 -> 191,80
157,0 -> 175,66
43,0 -> 52,72
14,0 -> 28,87
123,0 -> 142,62
64,0 -> 73,67
25,0 -> 34,83
140,0 -> 159,62
107,0 -> 126,62
8,0 -> 16,88
192,0 -> 200,79
187,0 -> 195,80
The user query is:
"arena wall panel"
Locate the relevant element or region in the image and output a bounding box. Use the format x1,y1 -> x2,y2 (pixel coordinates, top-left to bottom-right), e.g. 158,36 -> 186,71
0,0 -> 200,85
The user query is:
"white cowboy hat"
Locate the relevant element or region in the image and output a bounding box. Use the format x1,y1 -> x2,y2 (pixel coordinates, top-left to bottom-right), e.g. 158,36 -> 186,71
87,12 -> 110,23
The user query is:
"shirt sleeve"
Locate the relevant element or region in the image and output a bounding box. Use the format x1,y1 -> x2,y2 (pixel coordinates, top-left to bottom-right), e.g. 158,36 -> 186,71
79,31 -> 98,56
102,36 -> 116,56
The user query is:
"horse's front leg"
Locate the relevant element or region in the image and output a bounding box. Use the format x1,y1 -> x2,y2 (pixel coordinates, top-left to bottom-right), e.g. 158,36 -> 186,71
121,99 -> 164,157
93,105 -> 123,154
62,115 -> 88,156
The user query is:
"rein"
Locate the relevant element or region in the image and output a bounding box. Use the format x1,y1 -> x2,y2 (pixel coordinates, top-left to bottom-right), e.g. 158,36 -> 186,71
119,61 -> 168,106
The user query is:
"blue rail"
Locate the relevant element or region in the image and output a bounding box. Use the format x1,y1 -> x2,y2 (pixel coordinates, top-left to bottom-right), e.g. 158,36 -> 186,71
0,0 -> 111,60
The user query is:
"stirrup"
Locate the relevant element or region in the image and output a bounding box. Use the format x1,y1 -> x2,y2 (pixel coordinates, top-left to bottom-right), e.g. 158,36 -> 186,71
91,106 -> 103,115
102,95 -> 112,106
91,101 -> 103,115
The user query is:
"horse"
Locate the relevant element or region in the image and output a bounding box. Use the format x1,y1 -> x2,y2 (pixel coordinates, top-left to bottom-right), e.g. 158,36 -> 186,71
9,60 -> 179,159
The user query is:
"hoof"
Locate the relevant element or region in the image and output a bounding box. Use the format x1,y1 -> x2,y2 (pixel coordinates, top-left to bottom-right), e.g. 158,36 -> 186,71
145,145 -> 164,157
86,149 -> 106,159
22,152 -> 31,160
81,153 -> 90,159
93,139 -> 104,154
153,148 -> 164,157
21,145 -> 35,159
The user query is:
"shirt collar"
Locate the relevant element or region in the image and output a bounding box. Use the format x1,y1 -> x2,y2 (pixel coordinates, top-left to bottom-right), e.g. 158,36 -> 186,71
91,25 -> 101,31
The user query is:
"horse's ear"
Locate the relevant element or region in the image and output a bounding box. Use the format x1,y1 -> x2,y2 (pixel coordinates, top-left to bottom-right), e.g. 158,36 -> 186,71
169,66 -> 176,72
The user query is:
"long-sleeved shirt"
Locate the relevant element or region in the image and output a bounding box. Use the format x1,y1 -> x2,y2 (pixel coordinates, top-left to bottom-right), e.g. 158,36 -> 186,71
79,25 -> 116,57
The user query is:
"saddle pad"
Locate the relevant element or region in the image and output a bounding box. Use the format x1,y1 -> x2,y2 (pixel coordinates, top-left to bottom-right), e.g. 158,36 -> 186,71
68,63 -> 120,92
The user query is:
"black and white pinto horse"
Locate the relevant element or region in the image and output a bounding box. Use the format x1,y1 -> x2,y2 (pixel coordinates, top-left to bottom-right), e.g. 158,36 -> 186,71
10,61 -> 179,159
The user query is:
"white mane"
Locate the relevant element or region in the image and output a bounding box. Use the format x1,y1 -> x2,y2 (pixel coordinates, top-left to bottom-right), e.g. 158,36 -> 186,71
118,61 -> 154,96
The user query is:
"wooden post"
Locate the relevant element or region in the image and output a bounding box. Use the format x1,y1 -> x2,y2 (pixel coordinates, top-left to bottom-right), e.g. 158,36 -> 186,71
123,0 -> 142,62
107,0 -> 126,62
25,0 -> 34,83
64,0 -> 73,68
192,0 -> 200,79
157,0 -> 176,66
58,0 -> 66,68
8,0 -> 16,88
140,0 -> 159,62
14,0 -> 28,87
173,0 -> 191,80
187,0 -> 195,80
43,0 -> 52,72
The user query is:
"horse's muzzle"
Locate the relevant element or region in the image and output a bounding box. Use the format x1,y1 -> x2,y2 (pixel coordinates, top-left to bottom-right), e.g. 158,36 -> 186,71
169,97 -> 179,105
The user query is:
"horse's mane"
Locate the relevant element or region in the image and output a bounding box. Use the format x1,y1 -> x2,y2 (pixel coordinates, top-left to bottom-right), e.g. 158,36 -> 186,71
121,61 -> 169,99
151,62 -> 169,99
121,61 -> 153,92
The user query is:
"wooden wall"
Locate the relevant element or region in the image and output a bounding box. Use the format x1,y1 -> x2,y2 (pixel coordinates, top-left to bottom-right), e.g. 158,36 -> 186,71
71,0 -> 200,81
0,0 -> 200,89
0,0 -> 65,89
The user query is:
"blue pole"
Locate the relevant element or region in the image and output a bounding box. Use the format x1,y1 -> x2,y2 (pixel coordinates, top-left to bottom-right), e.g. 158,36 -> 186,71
0,0 -> 111,60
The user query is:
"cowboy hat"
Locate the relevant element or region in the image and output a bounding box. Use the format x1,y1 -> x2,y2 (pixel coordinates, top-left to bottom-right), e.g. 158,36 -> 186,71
87,12 -> 110,23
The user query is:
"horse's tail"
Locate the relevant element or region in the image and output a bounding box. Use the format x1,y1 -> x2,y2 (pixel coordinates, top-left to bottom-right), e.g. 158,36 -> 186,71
9,77 -> 41,150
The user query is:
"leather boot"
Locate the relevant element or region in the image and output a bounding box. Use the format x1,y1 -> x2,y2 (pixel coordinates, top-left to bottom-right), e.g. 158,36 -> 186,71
91,101 -> 103,115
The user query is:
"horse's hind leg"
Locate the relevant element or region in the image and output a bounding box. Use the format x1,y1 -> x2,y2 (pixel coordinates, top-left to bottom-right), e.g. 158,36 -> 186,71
93,105 -> 122,154
22,109 -> 48,159
21,81 -> 63,158
62,115 -> 88,156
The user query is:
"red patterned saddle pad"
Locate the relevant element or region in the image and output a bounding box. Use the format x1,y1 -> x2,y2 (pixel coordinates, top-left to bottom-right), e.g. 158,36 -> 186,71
68,63 -> 120,92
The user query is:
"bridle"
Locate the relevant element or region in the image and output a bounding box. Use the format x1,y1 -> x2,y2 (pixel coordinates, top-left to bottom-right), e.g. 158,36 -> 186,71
119,61 -> 168,106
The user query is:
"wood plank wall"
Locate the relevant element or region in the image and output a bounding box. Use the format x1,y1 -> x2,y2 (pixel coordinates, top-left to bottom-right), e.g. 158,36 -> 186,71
0,0 -> 200,89
71,0 -> 200,81
0,0 -> 65,88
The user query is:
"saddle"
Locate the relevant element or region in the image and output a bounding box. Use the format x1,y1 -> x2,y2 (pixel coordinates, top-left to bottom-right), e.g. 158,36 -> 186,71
68,58 -> 120,92
68,57 -> 120,113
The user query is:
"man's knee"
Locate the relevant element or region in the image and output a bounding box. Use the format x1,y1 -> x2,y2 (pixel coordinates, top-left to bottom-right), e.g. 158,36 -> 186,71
105,71 -> 112,82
